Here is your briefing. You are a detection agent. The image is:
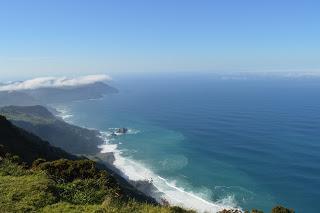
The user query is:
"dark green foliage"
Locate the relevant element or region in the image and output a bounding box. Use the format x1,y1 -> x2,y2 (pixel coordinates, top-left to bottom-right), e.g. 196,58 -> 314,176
55,179 -> 111,204
0,115 -> 76,164
33,159 -> 123,202
33,159 -> 118,187
0,105 -> 103,154
272,206 -> 294,213
0,114 -> 295,213
32,158 -> 47,167
251,209 -> 264,213
0,157 -> 29,176
0,116 -> 156,204
1,157 -> 193,213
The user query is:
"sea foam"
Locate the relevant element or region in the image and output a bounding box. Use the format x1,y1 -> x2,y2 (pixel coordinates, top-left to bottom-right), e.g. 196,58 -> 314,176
55,106 -> 73,121
55,107 -> 241,212
99,131 -> 241,213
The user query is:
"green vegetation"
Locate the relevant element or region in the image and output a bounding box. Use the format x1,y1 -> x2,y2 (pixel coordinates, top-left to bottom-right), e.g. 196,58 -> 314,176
218,206 -> 295,213
0,115 -> 76,164
0,113 -> 295,213
0,105 -> 56,124
271,206 -> 294,213
0,105 -> 102,154
0,115 -> 192,212
0,156 -> 193,213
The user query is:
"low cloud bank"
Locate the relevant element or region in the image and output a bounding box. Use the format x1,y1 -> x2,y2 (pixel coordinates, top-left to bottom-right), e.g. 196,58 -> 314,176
0,74 -> 111,91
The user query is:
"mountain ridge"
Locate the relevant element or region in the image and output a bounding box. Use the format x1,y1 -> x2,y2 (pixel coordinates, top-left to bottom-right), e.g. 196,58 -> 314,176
0,105 -> 103,154
0,82 -> 118,106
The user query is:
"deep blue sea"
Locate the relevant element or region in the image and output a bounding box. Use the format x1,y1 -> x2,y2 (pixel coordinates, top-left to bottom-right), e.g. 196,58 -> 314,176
57,73 -> 320,212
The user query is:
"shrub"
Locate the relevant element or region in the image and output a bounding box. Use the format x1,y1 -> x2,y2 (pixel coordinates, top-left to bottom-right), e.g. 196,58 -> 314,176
0,158 -> 29,176
272,206 -> 294,213
251,209 -> 264,213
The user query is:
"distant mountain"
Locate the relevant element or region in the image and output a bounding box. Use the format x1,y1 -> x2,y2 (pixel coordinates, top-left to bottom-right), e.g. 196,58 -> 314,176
0,105 -> 103,154
0,115 -> 76,164
0,82 -> 118,106
0,91 -> 37,106
26,82 -> 118,103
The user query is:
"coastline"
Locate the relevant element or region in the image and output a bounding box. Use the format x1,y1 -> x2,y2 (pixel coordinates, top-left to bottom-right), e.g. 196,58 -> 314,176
54,105 -> 241,213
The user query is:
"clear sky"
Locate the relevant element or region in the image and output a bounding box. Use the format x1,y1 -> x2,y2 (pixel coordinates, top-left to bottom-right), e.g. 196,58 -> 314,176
0,0 -> 319,79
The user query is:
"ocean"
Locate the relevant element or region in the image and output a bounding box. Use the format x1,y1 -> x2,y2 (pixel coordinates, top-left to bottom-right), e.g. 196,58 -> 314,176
55,73 -> 320,212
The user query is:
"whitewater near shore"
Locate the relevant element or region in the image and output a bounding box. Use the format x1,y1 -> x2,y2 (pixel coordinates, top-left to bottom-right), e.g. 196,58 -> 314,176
54,105 -> 241,213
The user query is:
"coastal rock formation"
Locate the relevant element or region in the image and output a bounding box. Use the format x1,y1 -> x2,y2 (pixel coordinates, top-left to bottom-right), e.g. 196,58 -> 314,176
116,128 -> 128,134
0,105 -> 103,154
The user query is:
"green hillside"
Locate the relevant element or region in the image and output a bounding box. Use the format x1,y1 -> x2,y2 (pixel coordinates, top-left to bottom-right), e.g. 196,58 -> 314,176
0,115 -> 76,164
0,157 -> 193,213
0,115 -> 193,212
0,105 -> 103,154
0,112 -> 294,213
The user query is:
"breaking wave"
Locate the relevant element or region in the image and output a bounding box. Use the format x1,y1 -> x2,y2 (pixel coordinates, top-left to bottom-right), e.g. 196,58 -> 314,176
54,107 -> 241,212
99,131 -> 241,213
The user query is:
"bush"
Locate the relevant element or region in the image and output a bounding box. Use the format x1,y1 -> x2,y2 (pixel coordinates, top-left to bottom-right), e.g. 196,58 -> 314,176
34,159 -> 110,182
272,206 -> 294,213
33,159 -> 122,194
0,158 -> 29,176
251,209 -> 264,213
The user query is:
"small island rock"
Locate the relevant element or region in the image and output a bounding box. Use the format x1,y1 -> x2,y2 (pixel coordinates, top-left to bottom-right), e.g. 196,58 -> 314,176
116,128 -> 128,134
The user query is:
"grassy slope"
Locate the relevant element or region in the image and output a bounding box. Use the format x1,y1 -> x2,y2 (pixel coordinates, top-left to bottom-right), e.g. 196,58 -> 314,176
0,115 -> 77,164
0,105 -> 102,154
0,158 -> 193,213
0,111 -> 295,213
0,115 -> 156,204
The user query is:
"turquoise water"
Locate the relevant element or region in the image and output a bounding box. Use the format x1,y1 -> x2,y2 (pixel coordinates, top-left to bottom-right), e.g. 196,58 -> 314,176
59,73 -> 320,212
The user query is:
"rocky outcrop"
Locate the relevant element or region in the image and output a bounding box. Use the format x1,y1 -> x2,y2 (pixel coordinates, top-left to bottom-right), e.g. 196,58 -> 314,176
116,128 -> 128,134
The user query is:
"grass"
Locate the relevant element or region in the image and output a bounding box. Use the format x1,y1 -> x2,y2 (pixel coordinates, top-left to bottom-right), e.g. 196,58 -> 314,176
0,158 -> 194,213
0,171 -> 56,212
0,157 -> 294,213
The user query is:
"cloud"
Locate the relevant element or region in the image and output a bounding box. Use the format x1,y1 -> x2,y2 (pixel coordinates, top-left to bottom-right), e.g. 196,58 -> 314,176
0,74 -> 112,91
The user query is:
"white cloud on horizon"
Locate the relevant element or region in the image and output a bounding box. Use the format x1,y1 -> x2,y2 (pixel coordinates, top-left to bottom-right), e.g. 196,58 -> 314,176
0,74 -> 112,91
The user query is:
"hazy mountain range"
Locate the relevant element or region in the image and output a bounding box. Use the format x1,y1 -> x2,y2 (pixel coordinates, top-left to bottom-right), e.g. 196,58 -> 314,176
0,76 -> 118,106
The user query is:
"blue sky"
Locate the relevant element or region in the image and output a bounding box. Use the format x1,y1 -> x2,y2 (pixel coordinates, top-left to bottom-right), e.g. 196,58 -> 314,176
0,0 -> 319,79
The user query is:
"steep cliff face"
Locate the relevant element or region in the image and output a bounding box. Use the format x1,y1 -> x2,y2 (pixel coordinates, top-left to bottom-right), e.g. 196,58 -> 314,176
0,115 -> 76,164
0,91 -> 37,106
0,116 -> 187,213
0,105 -> 103,154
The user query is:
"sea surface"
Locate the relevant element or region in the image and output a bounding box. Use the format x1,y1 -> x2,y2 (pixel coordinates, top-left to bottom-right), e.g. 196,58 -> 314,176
56,73 -> 320,212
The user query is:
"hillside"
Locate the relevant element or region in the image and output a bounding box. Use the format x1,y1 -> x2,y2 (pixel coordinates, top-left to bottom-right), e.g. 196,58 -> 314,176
0,115 -> 76,164
0,111 -> 295,213
0,157 -> 193,213
0,81 -> 118,106
0,116 -> 192,213
0,105 -> 103,154
26,82 -> 118,103
0,91 -> 38,106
